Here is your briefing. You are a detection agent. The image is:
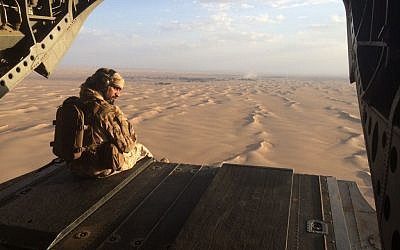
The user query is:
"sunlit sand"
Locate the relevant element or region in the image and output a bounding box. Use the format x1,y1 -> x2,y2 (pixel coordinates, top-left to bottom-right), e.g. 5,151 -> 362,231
0,69 -> 372,206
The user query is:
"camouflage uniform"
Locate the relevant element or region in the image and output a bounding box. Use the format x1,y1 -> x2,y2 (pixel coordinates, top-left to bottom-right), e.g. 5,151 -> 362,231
70,70 -> 153,178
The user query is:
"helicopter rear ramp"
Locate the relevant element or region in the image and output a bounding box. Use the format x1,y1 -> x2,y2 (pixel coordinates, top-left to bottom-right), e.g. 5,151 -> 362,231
0,159 -> 380,249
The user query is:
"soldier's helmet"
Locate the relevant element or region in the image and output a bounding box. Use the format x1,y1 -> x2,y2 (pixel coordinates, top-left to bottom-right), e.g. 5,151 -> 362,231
83,68 -> 125,96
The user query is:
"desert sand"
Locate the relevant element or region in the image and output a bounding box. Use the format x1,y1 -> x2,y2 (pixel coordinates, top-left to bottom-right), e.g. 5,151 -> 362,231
0,69 -> 372,206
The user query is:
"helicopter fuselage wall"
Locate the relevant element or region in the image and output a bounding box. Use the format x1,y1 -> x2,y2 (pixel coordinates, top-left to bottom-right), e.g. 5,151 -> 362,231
0,0 -> 103,98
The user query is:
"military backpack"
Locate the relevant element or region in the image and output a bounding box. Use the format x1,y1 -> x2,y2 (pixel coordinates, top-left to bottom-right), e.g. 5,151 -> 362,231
51,96 -> 88,162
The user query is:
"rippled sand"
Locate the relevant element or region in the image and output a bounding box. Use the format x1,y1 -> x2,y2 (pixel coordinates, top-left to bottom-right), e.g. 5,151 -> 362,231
0,69 -> 372,206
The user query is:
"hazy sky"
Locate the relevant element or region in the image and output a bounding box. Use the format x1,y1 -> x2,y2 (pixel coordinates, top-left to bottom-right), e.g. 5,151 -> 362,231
60,0 -> 349,77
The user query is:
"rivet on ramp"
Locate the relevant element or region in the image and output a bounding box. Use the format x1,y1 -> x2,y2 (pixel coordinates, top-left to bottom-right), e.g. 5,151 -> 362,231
130,238 -> 144,247
74,231 -> 90,239
107,234 -> 121,243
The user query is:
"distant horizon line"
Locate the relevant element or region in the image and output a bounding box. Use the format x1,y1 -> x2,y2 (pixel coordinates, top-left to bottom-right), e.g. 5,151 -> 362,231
53,66 -> 349,79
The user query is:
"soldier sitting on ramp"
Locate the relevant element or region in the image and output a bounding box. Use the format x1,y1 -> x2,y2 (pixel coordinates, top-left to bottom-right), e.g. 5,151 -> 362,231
52,68 -> 155,178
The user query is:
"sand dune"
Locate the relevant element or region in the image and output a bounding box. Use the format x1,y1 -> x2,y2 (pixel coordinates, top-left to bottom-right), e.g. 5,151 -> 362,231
325,106 -> 361,123
223,140 -> 274,165
326,96 -> 354,105
344,150 -> 368,169
12,124 -> 53,133
338,110 -> 361,123
245,111 -> 263,126
340,132 -> 362,145
0,125 -> 8,133
337,126 -> 364,147
0,70 -> 373,207
0,106 -> 39,117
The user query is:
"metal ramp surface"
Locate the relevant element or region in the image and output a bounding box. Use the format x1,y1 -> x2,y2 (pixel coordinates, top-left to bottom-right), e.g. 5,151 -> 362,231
0,159 -> 380,249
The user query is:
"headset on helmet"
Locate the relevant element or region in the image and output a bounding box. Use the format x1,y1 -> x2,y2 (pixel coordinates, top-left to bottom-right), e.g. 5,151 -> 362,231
94,68 -> 117,90
82,68 -> 124,96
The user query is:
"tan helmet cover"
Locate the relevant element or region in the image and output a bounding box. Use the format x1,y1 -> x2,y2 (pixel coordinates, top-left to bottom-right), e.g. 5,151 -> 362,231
110,72 -> 125,89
